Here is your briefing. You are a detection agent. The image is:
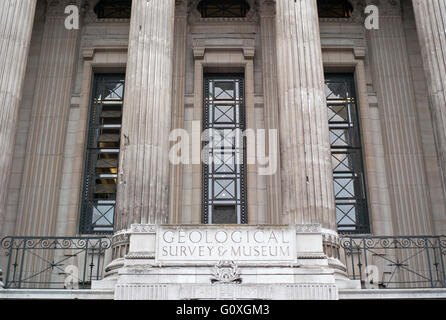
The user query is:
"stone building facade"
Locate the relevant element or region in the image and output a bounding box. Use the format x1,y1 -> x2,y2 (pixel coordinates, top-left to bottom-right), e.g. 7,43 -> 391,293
0,0 -> 445,300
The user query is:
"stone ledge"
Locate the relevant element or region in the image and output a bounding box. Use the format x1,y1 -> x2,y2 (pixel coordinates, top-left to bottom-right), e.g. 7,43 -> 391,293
339,288 -> 446,300
0,289 -> 114,300
2,288 -> 444,300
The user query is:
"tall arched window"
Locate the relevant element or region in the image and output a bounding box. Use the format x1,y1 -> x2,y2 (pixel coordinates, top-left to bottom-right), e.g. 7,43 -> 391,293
317,0 -> 353,18
197,0 -> 250,18
94,0 -> 132,19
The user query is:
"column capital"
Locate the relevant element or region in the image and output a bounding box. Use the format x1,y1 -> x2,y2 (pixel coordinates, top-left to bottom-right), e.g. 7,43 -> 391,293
259,0 -> 275,17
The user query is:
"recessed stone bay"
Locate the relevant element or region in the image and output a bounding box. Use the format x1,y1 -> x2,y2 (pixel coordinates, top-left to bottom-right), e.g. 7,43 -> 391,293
156,225 -> 296,263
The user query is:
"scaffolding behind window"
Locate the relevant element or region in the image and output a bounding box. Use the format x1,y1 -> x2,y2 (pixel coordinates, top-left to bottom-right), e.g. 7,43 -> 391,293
80,74 -> 125,234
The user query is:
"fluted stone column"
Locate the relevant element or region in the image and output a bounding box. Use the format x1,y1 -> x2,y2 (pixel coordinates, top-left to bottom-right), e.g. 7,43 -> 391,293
260,0 -> 282,224
367,2 -> 433,236
15,0 -> 81,236
169,0 -> 187,224
275,0 -> 336,230
412,0 -> 446,202
0,0 -> 37,236
367,1 -> 434,286
115,0 -> 175,230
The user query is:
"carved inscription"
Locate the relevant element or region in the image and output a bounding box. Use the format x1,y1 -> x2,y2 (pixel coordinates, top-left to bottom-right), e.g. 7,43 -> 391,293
156,226 -> 296,262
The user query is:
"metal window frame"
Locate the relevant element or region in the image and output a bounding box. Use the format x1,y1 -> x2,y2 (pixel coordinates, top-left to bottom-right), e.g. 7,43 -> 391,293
79,73 -> 125,235
202,74 -> 248,224
325,73 -> 370,234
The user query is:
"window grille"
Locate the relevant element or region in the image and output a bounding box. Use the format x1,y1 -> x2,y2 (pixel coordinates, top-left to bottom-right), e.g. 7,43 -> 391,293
197,0 -> 250,18
80,74 -> 125,234
202,75 -> 247,224
325,74 -> 370,234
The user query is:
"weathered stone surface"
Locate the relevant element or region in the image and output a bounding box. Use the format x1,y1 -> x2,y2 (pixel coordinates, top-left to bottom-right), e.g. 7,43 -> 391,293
15,0 -> 82,237
412,0 -> 446,210
367,4 -> 434,236
0,0 -> 37,236
275,0 -> 335,230
115,0 -> 176,229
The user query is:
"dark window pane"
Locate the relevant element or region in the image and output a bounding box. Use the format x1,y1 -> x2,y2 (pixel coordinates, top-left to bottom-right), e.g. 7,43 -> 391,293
213,205 -> 237,224
317,0 -> 353,18
94,0 -> 132,19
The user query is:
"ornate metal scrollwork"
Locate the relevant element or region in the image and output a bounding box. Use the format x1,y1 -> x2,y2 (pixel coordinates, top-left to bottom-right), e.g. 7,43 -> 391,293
340,235 -> 446,289
0,236 -> 111,289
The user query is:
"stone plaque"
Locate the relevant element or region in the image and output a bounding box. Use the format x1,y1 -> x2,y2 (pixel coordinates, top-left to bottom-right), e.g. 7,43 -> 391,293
156,225 -> 296,263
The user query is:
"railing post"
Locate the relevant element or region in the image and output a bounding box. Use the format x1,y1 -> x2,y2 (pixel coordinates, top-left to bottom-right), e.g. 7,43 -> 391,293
11,240 -> 19,288
97,240 -> 103,281
17,238 -> 26,289
82,239 -> 88,289
424,236 -> 434,288
4,238 -> 13,289
350,237 -> 356,280
89,241 -> 95,285
438,236 -> 446,288
363,237 -> 368,277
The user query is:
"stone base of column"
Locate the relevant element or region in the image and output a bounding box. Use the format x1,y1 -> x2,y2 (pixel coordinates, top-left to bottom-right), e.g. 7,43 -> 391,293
102,229 -> 131,279
94,224 -> 360,300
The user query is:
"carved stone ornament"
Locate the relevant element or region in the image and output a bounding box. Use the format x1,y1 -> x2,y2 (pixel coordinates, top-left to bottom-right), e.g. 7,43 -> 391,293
130,224 -> 157,233
211,260 -> 242,284
296,224 -> 322,233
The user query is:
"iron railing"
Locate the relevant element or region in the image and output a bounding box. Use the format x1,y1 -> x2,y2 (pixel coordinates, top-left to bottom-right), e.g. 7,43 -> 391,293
340,235 -> 446,289
0,236 -> 111,289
